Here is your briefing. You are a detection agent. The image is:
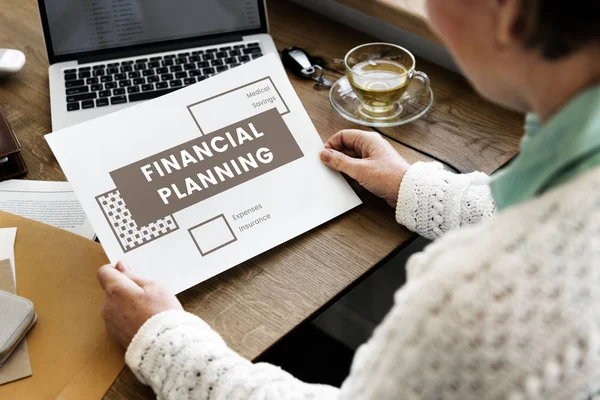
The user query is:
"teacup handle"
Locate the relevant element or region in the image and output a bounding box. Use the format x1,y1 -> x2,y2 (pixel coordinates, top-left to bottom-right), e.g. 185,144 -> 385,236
400,71 -> 430,103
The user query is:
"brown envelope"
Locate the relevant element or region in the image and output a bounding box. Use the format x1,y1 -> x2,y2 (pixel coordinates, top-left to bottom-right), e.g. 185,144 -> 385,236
0,258 -> 32,385
0,212 -> 124,400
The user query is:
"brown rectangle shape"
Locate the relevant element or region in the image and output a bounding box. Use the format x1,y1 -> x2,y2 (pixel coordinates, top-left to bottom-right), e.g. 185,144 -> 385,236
111,108 -> 303,226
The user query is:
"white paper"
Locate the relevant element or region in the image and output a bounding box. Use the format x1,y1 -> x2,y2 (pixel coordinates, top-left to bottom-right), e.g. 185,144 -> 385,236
0,227 -> 17,284
46,54 -> 362,294
0,180 -> 95,240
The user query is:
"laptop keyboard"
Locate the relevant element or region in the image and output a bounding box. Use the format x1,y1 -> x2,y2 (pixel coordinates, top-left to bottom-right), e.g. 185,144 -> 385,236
63,42 -> 263,112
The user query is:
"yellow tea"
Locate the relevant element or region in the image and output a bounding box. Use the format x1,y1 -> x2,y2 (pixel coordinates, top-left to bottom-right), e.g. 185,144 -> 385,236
348,59 -> 409,115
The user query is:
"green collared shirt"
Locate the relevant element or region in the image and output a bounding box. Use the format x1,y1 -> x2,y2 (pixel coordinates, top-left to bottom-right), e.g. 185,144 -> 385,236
490,83 -> 600,211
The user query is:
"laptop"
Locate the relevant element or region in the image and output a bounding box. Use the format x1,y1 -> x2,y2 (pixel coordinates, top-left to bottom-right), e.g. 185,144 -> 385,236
37,0 -> 278,131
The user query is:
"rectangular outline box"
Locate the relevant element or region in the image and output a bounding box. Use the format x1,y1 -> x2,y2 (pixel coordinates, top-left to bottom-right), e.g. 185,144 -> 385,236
186,76 -> 290,136
188,214 -> 238,257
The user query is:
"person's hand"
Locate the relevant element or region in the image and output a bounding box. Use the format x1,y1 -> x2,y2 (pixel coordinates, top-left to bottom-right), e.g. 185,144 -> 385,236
320,129 -> 411,208
97,262 -> 183,349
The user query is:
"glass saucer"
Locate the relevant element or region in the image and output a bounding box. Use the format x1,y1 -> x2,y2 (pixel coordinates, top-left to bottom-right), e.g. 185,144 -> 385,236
329,76 -> 434,128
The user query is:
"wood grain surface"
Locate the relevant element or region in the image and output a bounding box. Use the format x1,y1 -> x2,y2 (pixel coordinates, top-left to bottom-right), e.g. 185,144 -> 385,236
335,0 -> 439,43
0,0 -> 521,398
0,1 -> 63,181
269,0 -> 524,174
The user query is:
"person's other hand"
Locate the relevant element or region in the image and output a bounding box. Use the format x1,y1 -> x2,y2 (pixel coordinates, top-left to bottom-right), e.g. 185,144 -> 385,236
320,129 -> 411,208
97,262 -> 183,349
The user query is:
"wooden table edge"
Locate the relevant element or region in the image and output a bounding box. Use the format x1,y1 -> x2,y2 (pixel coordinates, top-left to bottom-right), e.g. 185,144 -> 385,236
334,0 -> 441,44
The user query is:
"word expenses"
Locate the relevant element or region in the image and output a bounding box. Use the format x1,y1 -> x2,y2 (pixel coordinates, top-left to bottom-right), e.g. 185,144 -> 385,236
141,123 -> 271,205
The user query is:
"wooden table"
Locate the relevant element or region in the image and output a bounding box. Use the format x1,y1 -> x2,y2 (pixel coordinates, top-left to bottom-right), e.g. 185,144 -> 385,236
336,0 -> 438,43
0,1 -> 523,398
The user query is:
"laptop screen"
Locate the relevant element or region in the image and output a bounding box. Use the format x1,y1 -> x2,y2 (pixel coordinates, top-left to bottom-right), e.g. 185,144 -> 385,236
43,0 -> 264,57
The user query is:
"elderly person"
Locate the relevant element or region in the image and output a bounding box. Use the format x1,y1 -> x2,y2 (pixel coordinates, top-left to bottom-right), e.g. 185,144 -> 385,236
97,0 -> 600,398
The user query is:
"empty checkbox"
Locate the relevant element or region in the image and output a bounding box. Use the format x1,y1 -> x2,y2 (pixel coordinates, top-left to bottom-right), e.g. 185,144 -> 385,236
188,214 -> 237,256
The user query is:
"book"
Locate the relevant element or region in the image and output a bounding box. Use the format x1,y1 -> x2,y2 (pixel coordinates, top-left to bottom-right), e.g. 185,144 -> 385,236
0,180 -> 94,240
46,54 -> 362,294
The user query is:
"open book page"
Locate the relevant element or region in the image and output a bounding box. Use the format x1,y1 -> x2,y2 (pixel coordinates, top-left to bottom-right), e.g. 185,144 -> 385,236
0,180 -> 94,240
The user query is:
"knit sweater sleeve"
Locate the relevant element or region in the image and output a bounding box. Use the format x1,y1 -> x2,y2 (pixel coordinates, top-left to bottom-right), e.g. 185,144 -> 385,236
125,310 -> 339,399
125,253 -> 548,400
124,169 -> 600,400
396,162 -> 496,240
126,293 -> 496,400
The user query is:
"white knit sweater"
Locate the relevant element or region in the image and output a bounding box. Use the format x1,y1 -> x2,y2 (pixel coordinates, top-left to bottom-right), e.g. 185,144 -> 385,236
126,162 -> 600,400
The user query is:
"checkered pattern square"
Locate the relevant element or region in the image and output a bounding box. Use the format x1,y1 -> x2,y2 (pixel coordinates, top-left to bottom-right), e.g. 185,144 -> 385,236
96,189 -> 178,252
